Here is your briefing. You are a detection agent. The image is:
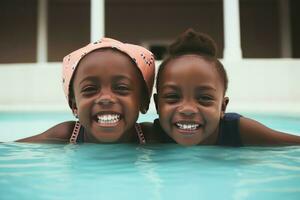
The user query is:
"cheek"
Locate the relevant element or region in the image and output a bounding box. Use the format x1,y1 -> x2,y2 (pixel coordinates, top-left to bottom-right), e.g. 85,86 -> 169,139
77,101 -> 90,120
75,95 -> 95,116
157,102 -> 174,126
202,106 -> 222,128
213,101 -> 224,117
76,95 -> 89,108
122,93 -> 141,115
158,98 -> 174,113
135,91 -> 143,108
157,100 -> 164,115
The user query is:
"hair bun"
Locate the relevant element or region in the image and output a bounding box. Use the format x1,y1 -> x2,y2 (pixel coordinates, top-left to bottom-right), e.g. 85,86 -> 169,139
169,28 -> 217,57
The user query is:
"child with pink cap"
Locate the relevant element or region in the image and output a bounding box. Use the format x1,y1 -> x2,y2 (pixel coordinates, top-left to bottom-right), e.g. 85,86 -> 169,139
18,38 -> 157,144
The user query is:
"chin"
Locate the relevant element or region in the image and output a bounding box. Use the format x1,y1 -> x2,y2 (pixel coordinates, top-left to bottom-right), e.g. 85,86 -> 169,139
173,135 -> 203,146
179,140 -> 200,146
95,134 -> 122,143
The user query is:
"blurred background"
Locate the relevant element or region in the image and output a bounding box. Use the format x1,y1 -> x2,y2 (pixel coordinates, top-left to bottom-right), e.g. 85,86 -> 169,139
0,0 -> 300,115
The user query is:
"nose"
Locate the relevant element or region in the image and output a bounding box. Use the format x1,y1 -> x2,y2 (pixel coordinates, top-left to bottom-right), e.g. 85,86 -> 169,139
94,89 -> 115,106
178,103 -> 197,116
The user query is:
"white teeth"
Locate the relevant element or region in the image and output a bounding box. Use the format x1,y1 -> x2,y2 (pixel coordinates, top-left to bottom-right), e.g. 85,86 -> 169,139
176,123 -> 199,131
97,114 -> 120,124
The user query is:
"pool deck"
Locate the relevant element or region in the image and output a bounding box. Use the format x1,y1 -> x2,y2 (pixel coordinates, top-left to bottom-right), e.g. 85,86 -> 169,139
1,59 -> 300,117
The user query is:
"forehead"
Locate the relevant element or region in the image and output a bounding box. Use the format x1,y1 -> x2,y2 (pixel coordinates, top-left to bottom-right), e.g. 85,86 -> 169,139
161,55 -> 220,85
75,49 -> 140,80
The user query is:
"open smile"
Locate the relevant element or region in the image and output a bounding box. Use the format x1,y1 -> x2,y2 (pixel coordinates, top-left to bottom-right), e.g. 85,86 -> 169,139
174,121 -> 202,135
94,113 -> 122,127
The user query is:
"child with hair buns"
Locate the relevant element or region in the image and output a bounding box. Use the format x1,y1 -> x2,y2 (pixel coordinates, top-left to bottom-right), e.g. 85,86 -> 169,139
18,38 -> 157,144
153,29 -> 300,146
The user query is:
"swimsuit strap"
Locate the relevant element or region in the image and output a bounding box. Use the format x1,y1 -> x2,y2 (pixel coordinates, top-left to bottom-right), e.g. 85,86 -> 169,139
69,121 -> 81,144
70,122 -> 145,144
135,123 -> 146,144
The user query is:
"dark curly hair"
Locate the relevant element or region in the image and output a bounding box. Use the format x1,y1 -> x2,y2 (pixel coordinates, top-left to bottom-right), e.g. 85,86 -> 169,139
156,28 -> 228,95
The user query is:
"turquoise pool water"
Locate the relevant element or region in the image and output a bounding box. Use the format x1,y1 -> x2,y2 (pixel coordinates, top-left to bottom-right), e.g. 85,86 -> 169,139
0,112 -> 157,142
0,112 -> 300,200
0,112 -> 299,142
0,143 -> 300,200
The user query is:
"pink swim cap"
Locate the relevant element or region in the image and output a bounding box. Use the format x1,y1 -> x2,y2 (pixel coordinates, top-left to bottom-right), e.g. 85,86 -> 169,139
62,38 -> 155,109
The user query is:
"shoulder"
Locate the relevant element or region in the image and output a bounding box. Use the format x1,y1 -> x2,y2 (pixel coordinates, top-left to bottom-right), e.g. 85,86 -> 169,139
217,112 -> 242,146
223,112 -> 242,121
17,121 -> 76,143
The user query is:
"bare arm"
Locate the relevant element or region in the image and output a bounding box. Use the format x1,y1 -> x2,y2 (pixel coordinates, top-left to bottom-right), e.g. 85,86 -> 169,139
240,117 -> 300,146
16,121 -> 76,143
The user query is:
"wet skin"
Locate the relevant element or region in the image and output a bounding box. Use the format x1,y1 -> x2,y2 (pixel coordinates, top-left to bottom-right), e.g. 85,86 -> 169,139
155,55 -> 228,146
71,49 -> 144,143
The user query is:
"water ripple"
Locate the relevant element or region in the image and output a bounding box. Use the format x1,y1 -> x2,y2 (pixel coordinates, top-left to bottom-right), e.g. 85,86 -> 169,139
0,143 -> 300,200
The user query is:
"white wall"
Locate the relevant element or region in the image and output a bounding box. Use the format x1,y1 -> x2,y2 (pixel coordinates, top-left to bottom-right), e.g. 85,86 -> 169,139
223,59 -> 300,115
0,63 -> 68,111
1,59 -> 300,115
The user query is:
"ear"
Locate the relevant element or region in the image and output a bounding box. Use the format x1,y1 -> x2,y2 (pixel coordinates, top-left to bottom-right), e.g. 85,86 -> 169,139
70,98 -> 78,118
221,97 -> 229,118
153,93 -> 159,114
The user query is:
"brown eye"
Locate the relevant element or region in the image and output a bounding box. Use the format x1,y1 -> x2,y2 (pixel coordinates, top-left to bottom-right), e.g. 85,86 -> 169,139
163,93 -> 180,103
197,95 -> 214,105
113,84 -> 131,95
81,85 -> 98,95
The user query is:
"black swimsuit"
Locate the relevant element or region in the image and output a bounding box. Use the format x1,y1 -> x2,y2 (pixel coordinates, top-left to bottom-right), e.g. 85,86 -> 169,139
153,113 -> 243,147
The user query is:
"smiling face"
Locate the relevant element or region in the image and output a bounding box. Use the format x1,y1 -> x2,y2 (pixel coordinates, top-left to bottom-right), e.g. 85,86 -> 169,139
71,49 -> 144,143
155,55 -> 228,146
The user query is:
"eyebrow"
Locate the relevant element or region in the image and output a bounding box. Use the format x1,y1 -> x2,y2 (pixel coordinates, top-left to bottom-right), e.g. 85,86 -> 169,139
160,83 -> 217,91
78,76 -> 98,86
195,85 -> 217,91
112,75 -> 133,83
78,75 -> 133,86
160,84 -> 179,91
